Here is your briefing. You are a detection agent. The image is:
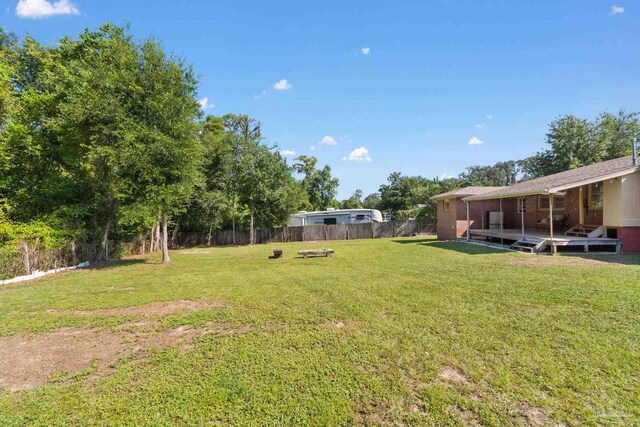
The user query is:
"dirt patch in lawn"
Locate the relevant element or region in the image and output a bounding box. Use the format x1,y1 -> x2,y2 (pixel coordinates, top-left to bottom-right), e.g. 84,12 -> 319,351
43,299 -> 228,317
439,366 -> 470,385
448,405 -> 480,426
516,403 -> 549,426
2,299 -> 246,392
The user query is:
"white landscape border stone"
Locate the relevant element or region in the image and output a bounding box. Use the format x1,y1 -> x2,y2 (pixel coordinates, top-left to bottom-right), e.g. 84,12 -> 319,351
0,261 -> 90,286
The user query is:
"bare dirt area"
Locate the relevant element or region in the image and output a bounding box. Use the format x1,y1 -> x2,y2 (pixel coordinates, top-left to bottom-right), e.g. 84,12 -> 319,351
43,299 -> 228,317
439,366 -> 471,385
435,367 -> 550,426
1,300 -> 248,392
448,404 -> 481,426
517,403 -> 550,426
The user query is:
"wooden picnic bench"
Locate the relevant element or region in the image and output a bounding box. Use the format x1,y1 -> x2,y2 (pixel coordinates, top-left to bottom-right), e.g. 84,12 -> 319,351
298,249 -> 334,258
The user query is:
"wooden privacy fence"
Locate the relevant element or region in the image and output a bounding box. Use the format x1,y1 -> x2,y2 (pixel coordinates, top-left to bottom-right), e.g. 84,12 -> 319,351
175,219 -> 433,247
0,241 -> 109,280
1,220 -> 434,280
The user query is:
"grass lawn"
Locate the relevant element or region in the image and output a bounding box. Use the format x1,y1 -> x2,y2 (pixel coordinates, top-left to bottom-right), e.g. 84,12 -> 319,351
1,237 -> 639,426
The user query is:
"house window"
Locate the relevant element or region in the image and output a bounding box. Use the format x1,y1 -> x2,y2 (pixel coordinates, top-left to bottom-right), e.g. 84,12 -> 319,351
443,200 -> 450,211
589,183 -> 603,210
517,197 -> 527,214
538,195 -> 565,211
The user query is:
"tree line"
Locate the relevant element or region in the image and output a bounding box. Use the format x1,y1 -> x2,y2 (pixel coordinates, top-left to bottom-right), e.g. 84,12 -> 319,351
342,111 -> 639,221
1,23 -> 638,267
0,24 -> 339,264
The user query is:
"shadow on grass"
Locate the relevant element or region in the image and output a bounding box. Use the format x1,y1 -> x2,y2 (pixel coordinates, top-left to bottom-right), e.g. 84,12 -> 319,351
89,259 -> 150,271
391,238 -> 436,244
397,239 -> 511,255
405,240 -> 640,264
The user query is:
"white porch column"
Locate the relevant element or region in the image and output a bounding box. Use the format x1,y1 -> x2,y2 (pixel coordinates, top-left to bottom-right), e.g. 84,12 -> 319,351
578,186 -> 585,225
466,201 -> 470,242
549,193 -> 556,254
499,198 -> 503,245
520,197 -> 525,239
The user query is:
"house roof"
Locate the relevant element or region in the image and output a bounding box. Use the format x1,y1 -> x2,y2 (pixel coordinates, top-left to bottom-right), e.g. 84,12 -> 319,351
431,186 -> 506,200
463,156 -> 639,202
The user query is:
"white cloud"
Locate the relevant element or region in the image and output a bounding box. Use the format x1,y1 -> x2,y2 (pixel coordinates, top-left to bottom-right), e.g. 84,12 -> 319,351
279,149 -> 296,156
439,173 -> 453,180
468,136 -> 483,145
348,146 -> 372,162
310,145 -> 316,151
16,0 -> 79,18
610,5 -> 624,15
476,123 -> 485,128
486,114 -> 493,120
198,97 -> 214,110
342,156 -> 347,161
361,47 -> 370,56
321,135 -> 338,145
273,79 -> 292,90
254,90 -> 267,100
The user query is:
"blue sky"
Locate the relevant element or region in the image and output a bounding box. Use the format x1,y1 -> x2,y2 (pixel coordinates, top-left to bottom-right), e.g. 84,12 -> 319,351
4,0 -> 639,198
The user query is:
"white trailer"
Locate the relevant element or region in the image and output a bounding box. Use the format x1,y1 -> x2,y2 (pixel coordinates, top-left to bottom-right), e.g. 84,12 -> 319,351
288,208 -> 384,226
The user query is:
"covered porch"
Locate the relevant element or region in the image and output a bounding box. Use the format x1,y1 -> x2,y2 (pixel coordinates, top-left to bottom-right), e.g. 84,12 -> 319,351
467,228 -> 621,254
462,182 -> 622,254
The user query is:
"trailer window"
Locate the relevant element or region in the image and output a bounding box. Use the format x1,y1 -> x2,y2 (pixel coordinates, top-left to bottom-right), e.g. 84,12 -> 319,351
323,218 -> 337,225
355,214 -> 365,220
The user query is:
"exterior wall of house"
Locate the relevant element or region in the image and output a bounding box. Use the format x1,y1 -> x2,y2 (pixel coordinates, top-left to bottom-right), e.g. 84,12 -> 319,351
507,186 -> 601,232
617,227 -> 640,252
604,179 -> 623,226
436,198 -> 459,240
436,197 -> 515,240
621,173 -> 640,227
461,199 -> 515,235
604,173 -> 640,252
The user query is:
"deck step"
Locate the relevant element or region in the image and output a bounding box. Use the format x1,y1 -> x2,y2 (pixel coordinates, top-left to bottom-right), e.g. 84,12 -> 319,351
565,224 -> 604,238
511,244 -> 535,253
511,238 -> 547,254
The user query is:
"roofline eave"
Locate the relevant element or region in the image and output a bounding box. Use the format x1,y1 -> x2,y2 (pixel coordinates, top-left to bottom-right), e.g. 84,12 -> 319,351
547,168 -> 638,193
463,167 -> 638,202
462,190 -> 548,202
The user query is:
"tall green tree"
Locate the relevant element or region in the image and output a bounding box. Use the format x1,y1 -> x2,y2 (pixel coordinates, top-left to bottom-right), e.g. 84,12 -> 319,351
362,192 -> 381,210
340,189 -> 363,209
519,111 -> 639,178
379,173 -> 452,220
50,24 -> 142,260
179,116 -> 231,242
459,161 -> 518,187
132,38 -> 202,262
235,137 -> 300,243
293,155 -> 339,210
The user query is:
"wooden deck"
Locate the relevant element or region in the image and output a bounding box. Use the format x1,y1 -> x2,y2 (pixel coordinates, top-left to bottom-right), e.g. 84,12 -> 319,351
467,228 -> 622,254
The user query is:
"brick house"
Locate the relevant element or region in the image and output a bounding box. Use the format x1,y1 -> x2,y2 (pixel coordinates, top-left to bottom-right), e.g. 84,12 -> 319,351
432,187 -> 506,240
432,156 -> 640,253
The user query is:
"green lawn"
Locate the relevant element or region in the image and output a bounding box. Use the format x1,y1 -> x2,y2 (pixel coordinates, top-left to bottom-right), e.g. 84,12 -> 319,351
1,237 -> 639,426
